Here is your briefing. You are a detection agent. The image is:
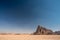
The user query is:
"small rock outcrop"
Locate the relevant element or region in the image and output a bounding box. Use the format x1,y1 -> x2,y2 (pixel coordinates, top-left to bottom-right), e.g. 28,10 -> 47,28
33,25 -> 53,35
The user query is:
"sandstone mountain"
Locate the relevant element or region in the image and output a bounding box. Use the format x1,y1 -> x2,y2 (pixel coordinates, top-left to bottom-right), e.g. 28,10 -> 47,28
33,25 -> 54,35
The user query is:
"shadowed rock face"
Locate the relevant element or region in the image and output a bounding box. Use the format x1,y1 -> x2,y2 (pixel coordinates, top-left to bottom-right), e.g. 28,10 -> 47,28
33,25 -> 53,35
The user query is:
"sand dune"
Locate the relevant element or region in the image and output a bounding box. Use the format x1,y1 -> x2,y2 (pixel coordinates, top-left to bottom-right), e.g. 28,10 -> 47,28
0,35 -> 60,40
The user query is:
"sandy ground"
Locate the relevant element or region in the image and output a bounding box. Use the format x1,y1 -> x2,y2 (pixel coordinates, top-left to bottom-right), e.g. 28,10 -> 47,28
0,35 -> 60,40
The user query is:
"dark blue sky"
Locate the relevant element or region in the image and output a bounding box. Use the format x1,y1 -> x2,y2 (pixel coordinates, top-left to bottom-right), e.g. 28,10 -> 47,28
0,0 -> 60,33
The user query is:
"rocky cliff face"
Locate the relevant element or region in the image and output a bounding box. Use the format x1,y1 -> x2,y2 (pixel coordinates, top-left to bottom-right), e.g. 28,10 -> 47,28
33,25 -> 53,35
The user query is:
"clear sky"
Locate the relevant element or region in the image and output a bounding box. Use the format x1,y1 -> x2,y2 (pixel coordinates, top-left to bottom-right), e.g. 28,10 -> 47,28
0,0 -> 60,33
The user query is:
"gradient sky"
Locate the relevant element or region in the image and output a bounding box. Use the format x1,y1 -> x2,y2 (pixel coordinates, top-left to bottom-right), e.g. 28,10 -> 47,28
0,0 -> 60,33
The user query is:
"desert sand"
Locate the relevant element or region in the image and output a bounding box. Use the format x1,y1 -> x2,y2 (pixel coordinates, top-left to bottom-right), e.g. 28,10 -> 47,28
0,35 -> 60,40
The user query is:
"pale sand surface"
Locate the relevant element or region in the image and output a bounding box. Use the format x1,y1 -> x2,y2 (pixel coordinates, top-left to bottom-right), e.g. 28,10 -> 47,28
0,35 -> 60,40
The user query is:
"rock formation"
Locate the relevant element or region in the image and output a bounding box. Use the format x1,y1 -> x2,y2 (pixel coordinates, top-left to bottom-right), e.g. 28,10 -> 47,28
33,25 -> 53,35
54,31 -> 60,35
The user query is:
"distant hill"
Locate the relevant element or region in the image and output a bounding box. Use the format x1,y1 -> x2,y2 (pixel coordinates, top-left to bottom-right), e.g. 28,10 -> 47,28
54,31 -> 60,35
33,25 -> 60,35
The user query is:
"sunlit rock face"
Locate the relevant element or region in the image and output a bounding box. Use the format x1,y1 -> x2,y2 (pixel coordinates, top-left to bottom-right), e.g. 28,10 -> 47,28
33,25 -> 53,35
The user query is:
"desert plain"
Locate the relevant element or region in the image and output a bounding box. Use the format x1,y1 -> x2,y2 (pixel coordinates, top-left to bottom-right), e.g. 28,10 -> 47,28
0,35 -> 60,40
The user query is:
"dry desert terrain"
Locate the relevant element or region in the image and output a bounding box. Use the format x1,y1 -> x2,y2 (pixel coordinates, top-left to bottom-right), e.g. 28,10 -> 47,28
0,35 -> 60,40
